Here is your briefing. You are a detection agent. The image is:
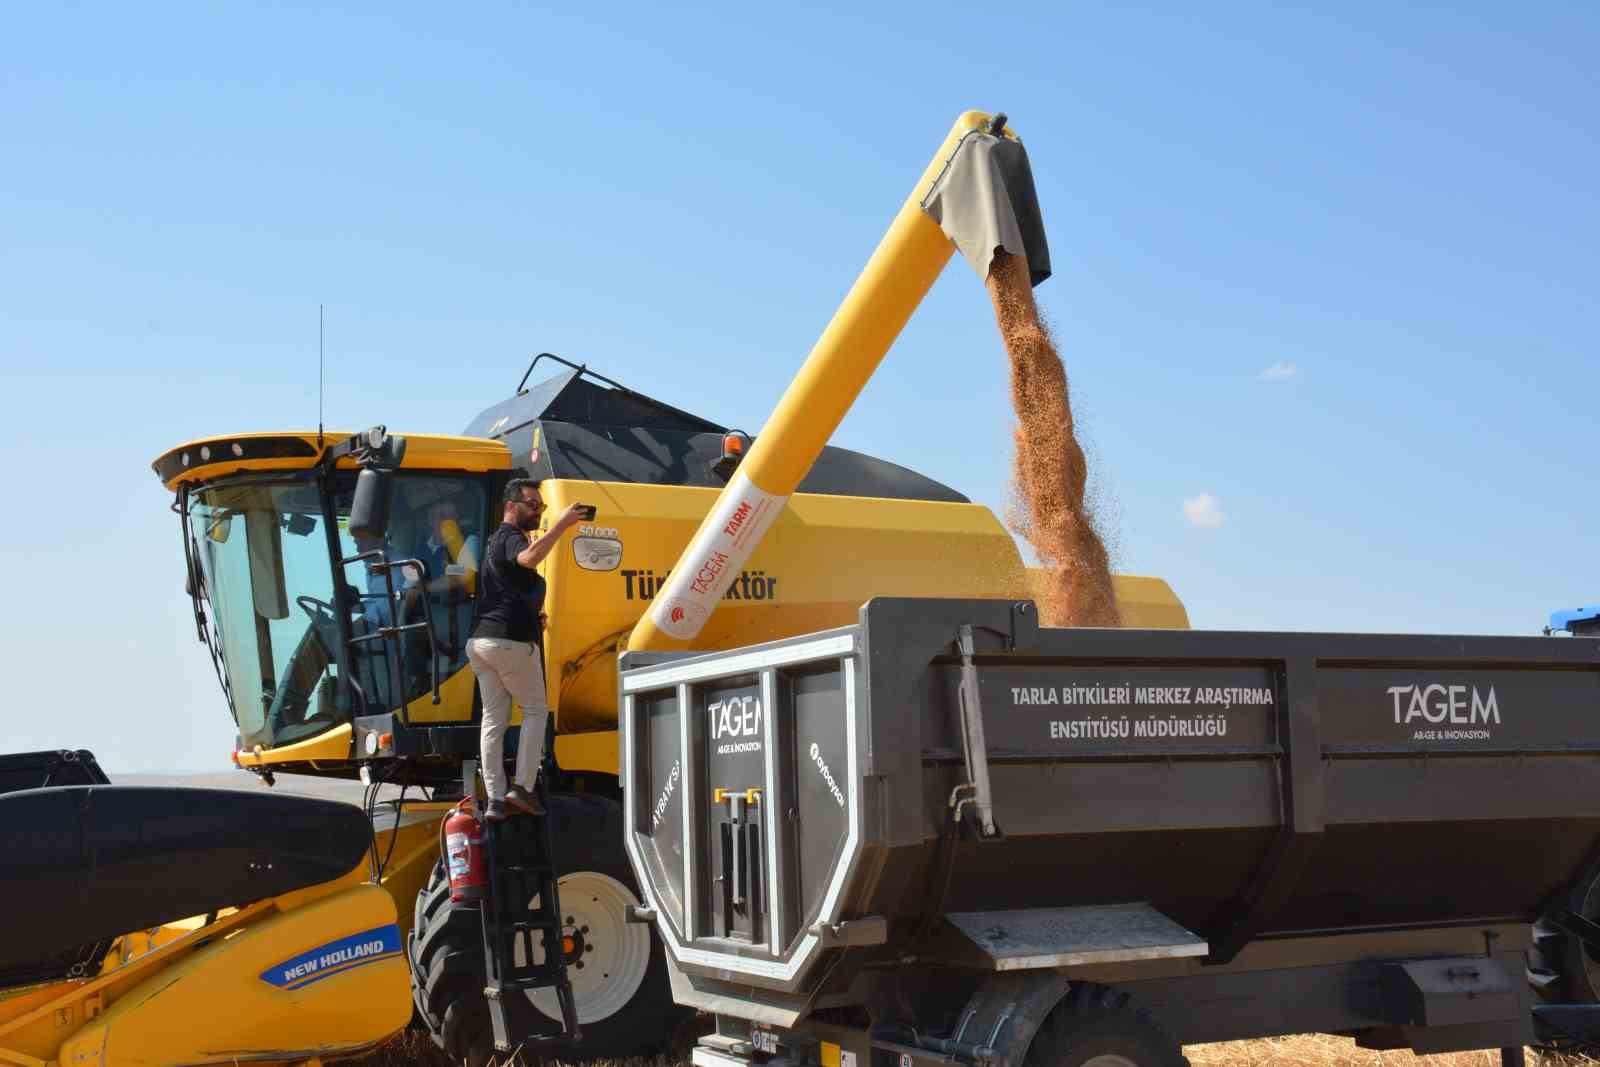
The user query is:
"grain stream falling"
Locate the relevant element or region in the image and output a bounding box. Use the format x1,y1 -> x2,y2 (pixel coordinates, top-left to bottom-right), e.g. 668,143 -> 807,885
986,251 -> 1119,628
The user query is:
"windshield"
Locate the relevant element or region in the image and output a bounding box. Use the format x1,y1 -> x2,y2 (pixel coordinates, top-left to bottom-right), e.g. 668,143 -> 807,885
188,473 -> 488,752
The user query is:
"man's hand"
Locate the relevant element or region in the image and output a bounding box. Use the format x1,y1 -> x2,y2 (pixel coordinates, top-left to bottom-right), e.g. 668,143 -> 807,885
554,503 -> 588,531
515,503 -> 588,571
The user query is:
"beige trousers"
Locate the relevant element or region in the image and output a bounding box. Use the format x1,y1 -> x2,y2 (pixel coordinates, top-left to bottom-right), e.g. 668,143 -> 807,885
465,637 -> 548,802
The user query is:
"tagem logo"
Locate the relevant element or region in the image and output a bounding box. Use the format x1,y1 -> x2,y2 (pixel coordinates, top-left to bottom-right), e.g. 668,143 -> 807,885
689,550 -> 731,596
1388,683 -> 1500,725
670,605 -> 685,624
710,694 -> 763,755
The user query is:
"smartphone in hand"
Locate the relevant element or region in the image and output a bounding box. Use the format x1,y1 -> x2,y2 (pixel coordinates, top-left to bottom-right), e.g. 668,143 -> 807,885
576,504 -> 597,521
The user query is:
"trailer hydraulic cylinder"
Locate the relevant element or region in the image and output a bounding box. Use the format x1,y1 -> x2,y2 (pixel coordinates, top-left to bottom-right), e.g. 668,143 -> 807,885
627,110 -> 1011,651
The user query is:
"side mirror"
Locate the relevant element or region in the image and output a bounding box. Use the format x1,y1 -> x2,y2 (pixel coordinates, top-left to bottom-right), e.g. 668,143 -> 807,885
349,467 -> 394,540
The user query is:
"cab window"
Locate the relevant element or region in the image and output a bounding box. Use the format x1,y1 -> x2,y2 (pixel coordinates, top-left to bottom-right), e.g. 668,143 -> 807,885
341,475 -> 489,715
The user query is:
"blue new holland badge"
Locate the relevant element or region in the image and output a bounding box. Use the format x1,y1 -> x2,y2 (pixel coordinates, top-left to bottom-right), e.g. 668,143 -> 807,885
260,924 -> 402,991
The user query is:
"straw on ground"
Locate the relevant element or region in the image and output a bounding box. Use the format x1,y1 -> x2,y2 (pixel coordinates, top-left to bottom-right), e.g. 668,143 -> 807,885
353,1028 -> 1593,1066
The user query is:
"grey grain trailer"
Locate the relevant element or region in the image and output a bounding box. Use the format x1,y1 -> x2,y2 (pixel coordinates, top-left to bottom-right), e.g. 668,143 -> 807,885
618,598 -> 1600,1067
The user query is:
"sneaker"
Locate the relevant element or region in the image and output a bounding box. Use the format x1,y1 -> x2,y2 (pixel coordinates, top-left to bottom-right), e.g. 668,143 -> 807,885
484,799 -> 512,822
505,786 -> 545,816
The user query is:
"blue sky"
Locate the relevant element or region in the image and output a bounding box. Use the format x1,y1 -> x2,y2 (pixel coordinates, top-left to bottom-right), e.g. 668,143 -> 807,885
3,3 -> 1595,771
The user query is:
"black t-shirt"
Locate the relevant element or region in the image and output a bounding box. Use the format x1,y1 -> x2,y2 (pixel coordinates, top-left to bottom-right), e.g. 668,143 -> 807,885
472,523 -> 545,644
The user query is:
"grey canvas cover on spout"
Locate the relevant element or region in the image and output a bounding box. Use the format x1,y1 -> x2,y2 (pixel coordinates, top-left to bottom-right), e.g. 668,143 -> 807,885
922,131 -> 1052,286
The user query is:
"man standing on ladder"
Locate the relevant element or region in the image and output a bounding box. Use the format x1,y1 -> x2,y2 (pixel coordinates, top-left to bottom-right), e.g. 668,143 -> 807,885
467,478 -> 586,821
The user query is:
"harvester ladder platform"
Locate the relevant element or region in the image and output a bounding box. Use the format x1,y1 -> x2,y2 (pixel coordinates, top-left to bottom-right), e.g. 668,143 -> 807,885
479,777 -> 580,1053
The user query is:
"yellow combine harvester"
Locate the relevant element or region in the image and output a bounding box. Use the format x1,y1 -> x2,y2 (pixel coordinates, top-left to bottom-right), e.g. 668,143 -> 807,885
1,110 -> 1186,1066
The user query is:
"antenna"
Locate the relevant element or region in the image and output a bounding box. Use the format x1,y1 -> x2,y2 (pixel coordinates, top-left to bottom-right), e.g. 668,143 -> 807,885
318,304 -> 325,447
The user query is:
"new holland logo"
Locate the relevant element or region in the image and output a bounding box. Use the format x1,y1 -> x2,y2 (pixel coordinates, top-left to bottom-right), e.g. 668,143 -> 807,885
259,925 -> 402,991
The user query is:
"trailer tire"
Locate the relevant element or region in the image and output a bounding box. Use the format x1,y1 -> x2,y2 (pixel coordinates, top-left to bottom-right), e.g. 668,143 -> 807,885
407,792 -> 686,1065
1530,858 -> 1600,1008
1024,985 -> 1189,1067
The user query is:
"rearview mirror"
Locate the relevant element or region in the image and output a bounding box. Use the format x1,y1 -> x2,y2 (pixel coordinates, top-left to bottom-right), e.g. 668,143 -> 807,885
349,468 -> 394,540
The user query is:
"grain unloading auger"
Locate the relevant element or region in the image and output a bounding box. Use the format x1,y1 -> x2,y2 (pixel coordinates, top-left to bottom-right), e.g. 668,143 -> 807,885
626,109 -> 1053,652
4,110 -> 1193,1067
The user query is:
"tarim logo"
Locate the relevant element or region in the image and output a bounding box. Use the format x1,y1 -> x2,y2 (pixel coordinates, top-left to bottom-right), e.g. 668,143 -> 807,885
724,500 -> 752,537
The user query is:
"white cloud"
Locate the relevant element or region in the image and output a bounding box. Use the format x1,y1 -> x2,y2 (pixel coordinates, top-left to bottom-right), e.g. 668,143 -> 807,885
1182,493 -> 1225,529
1259,361 -> 1298,380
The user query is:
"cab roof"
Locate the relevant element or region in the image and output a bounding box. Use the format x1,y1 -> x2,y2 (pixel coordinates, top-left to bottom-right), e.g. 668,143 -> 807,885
152,431 -> 511,491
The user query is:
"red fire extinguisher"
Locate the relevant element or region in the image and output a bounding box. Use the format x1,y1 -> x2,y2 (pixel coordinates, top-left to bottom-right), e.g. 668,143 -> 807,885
443,803 -> 486,902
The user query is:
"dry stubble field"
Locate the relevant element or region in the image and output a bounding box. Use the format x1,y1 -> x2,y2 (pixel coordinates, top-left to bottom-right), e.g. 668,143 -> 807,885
355,1028 -> 1593,1067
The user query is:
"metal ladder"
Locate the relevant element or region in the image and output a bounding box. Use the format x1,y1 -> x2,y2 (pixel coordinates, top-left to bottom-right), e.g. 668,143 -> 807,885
479,774 -> 581,1056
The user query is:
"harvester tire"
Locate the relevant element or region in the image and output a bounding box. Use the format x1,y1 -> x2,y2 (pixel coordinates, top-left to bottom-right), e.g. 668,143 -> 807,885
1023,984 -> 1189,1067
407,792 -> 686,1064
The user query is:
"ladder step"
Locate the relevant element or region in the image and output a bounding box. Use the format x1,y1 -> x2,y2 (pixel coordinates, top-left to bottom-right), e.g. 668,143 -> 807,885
488,974 -> 570,993
497,1029 -> 584,1052
481,776 -> 579,1050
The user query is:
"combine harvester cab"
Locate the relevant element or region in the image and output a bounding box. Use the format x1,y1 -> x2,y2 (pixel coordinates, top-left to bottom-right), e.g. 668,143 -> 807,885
620,598 -> 1600,1065
0,751 -> 411,1066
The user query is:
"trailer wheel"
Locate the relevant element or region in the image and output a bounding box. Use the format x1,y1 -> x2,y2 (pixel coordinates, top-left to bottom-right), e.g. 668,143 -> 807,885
1530,859 -> 1600,1007
408,792 -> 686,1065
1023,985 -> 1189,1067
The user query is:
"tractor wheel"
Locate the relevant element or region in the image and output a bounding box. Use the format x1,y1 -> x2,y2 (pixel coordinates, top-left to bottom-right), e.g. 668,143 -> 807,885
1022,985 -> 1189,1067
408,792 -> 686,1065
